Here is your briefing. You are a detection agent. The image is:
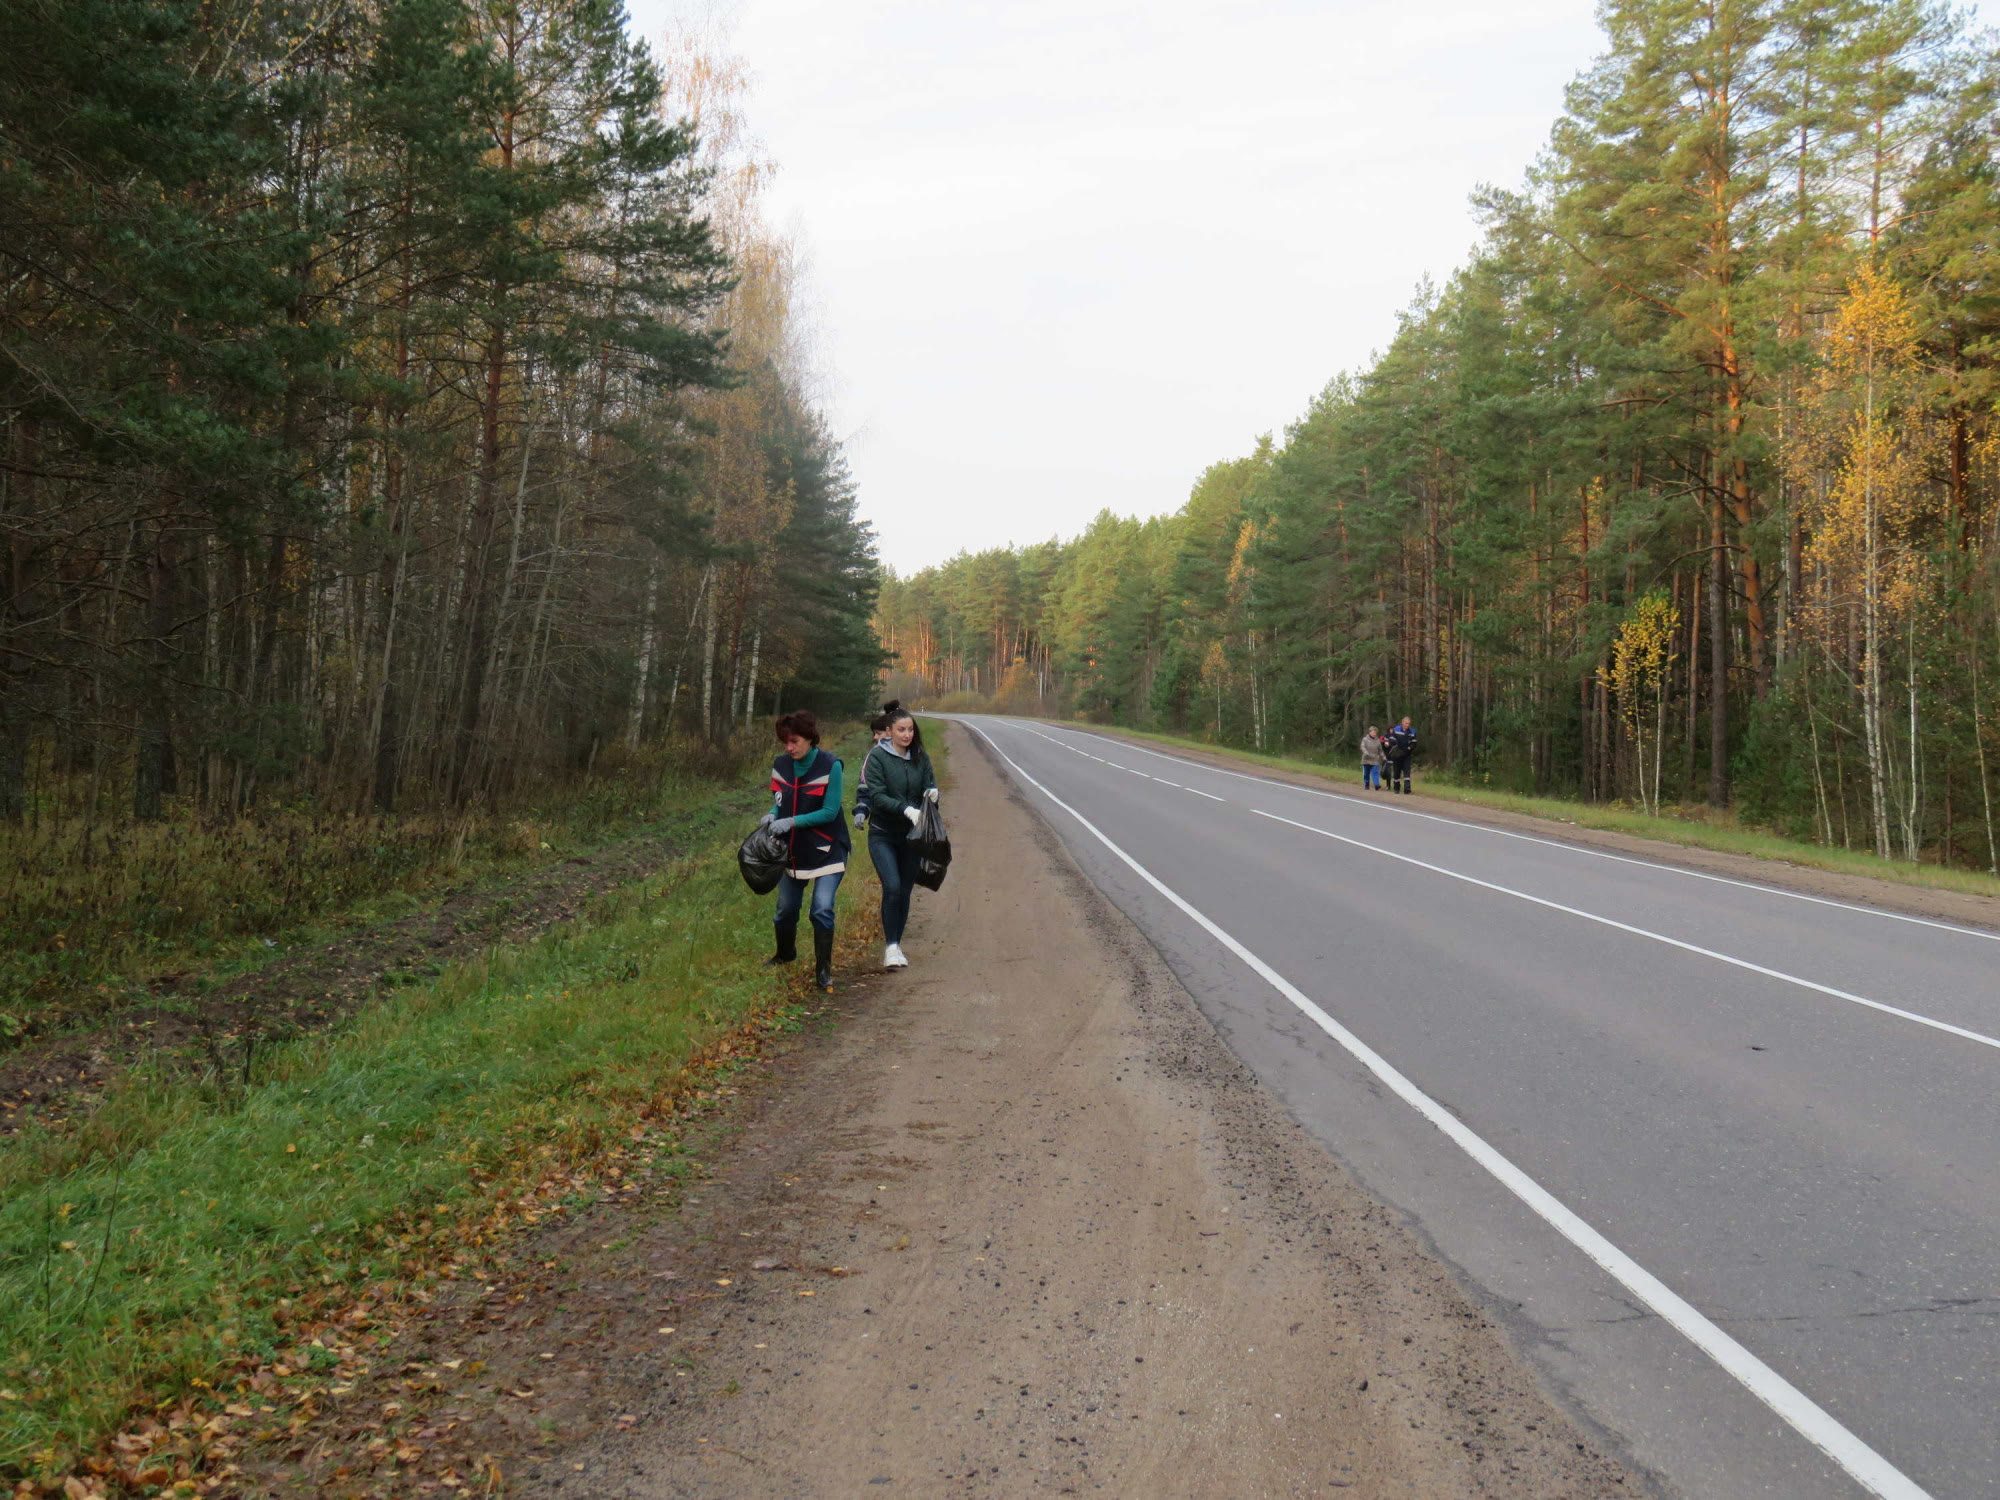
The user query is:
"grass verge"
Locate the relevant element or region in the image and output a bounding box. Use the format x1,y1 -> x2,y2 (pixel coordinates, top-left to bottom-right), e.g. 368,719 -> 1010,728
0,739 -> 743,1041
0,764 -> 832,1481
1053,721 -> 2000,903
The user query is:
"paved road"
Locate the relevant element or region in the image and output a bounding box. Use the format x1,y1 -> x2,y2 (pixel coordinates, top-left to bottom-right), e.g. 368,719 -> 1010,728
958,716 -> 2000,1500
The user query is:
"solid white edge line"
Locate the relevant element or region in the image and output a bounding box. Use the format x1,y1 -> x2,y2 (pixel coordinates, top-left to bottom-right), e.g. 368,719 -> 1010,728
1251,806 -> 2000,1054
1032,722 -> 2000,946
963,717 -> 1928,1500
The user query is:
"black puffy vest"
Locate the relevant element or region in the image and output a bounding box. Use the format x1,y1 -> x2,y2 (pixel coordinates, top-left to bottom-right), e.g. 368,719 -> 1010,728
771,748 -> 849,871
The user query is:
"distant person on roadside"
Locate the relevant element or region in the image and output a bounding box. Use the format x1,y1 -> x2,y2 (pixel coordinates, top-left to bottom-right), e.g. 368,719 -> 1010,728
761,710 -> 849,993
857,701 -> 937,971
1385,716 -> 1417,794
1360,726 -> 1383,790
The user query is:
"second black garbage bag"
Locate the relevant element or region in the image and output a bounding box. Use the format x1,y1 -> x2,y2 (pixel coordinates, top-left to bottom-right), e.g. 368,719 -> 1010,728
911,799 -> 952,891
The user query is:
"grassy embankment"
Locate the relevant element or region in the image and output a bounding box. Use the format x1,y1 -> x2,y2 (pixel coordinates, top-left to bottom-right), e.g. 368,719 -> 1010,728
0,730 -> 884,1482
0,741 -> 745,1043
1053,721 -> 2000,902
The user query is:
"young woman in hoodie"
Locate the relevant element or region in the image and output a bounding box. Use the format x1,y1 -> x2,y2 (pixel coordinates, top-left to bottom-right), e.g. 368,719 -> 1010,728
855,702 -> 937,970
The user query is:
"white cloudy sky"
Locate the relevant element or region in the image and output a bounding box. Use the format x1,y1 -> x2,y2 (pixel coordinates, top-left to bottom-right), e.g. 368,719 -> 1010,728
623,1 -> 2000,575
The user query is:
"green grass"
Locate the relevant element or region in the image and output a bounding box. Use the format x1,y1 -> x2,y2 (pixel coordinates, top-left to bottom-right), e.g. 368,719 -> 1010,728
1053,721 -> 2000,904
0,774 -> 800,1477
0,739 -> 745,1037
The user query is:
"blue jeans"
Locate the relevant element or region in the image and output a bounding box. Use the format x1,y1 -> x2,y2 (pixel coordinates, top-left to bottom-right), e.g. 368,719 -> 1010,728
774,870 -> 842,933
1363,763 -> 1381,789
868,829 -> 919,945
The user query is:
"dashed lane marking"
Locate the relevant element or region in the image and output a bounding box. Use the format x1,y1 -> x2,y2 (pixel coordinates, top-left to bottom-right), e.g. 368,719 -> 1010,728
1253,806 -> 2000,1055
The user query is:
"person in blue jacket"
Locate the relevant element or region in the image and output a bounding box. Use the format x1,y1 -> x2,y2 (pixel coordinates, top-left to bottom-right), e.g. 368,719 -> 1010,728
853,708 -> 892,831
761,709 -> 849,992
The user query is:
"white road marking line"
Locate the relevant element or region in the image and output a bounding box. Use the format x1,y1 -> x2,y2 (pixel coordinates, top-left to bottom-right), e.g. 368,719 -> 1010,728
964,718 -> 1929,1500
1033,723 -> 2000,945
1033,731 -> 1208,797
1253,806 -> 2000,1054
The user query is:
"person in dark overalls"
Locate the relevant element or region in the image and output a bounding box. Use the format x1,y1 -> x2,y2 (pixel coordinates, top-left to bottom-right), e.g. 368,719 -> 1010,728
762,709 -> 849,992
1384,716 -> 1417,795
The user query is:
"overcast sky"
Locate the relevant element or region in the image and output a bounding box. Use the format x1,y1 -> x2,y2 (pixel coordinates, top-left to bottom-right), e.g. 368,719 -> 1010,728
624,0 -> 2000,575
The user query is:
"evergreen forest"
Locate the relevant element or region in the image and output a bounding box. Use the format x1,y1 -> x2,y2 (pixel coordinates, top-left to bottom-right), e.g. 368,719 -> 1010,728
877,0 -> 2000,870
0,0 -> 882,828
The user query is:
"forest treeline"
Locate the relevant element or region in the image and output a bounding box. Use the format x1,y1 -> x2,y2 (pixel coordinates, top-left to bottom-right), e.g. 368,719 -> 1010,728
0,0 -> 881,827
878,0 -> 2000,870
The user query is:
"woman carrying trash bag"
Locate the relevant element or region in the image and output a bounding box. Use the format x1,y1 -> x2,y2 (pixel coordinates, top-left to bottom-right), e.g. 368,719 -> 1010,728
857,702 -> 936,970
762,710 -> 850,993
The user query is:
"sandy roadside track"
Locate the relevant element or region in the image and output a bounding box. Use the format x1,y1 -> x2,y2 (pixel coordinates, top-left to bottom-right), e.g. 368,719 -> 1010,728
499,724 -> 1639,1499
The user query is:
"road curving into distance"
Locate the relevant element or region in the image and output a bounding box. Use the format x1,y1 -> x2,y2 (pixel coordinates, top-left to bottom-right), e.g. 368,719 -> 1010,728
959,715 -> 2000,1500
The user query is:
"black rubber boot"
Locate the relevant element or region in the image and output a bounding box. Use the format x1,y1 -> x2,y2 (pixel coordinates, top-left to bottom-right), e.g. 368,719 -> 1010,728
766,919 -> 797,966
813,925 -> 835,992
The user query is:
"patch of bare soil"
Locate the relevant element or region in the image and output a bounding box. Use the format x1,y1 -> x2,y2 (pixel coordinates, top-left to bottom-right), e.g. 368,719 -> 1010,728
0,833 -> 685,1137
229,726 -> 1643,1499
1079,726 -> 2000,934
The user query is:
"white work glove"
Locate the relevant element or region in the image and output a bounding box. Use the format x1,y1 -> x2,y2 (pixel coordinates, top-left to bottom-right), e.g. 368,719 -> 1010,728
768,816 -> 796,835
758,811 -> 774,827
854,808 -> 868,829
904,806 -> 923,830
923,787 -> 940,803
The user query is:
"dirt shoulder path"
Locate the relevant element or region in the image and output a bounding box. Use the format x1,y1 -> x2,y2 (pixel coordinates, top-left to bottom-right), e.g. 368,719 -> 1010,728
256,724 -> 1640,1498
1072,724 -> 2000,933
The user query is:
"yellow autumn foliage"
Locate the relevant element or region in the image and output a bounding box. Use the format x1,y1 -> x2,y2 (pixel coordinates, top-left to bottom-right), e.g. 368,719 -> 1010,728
1607,592 -> 1679,814
1787,266 -> 1946,631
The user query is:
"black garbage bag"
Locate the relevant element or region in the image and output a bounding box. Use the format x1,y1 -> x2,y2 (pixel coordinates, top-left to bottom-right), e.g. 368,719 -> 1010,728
911,801 -> 952,892
738,822 -> 788,895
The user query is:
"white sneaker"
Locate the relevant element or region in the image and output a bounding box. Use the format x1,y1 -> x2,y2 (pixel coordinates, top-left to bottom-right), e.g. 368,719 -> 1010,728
883,943 -> 908,969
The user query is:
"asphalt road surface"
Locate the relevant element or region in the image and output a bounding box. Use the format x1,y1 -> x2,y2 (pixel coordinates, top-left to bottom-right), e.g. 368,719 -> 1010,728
959,715 -> 2000,1500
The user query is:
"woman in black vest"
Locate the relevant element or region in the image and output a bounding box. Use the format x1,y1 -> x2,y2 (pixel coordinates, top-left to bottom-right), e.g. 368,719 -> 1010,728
856,702 -> 936,970
761,710 -> 849,992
